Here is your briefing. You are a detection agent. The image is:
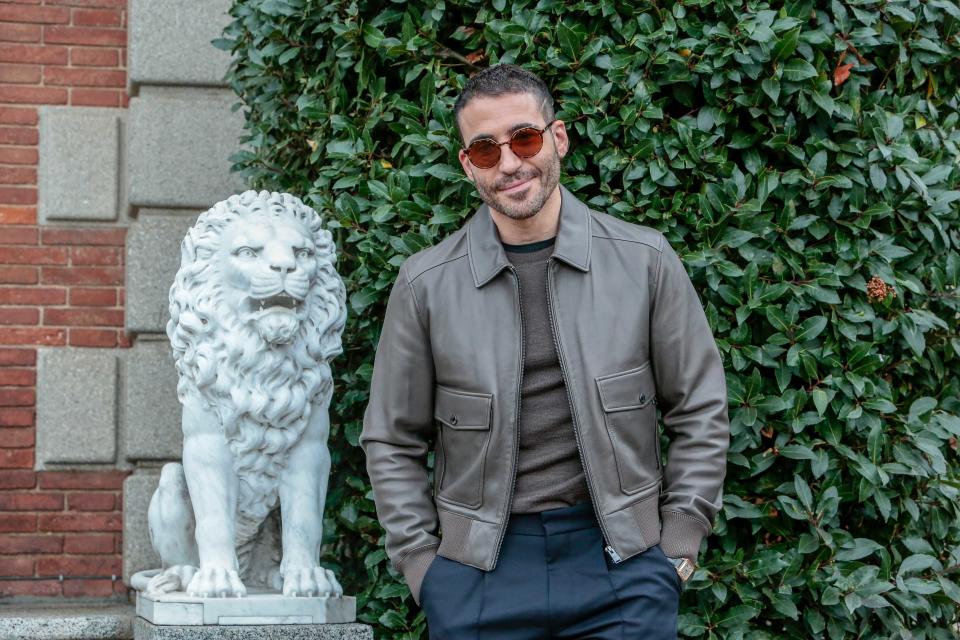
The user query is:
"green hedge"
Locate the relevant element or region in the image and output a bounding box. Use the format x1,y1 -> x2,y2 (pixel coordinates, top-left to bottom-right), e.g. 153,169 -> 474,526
219,0 -> 960,637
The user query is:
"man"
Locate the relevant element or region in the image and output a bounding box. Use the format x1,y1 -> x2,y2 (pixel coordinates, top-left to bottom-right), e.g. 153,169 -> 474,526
360,63 -> 730,638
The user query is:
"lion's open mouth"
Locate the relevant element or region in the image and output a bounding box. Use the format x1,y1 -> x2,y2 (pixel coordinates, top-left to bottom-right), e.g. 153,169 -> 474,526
248,294 -> 303,313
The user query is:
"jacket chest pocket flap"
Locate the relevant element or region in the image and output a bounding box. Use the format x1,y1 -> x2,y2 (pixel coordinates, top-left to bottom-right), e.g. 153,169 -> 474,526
433,386 -> 493,508
595,362 -> 660,494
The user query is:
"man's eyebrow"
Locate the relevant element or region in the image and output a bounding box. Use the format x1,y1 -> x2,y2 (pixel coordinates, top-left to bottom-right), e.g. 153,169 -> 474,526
467,133 -> 494,146
509,122 -> 537,133
466,122 -> 538,147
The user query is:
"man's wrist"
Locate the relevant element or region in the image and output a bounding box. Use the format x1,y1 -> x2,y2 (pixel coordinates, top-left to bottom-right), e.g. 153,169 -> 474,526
667,556 -> 696,582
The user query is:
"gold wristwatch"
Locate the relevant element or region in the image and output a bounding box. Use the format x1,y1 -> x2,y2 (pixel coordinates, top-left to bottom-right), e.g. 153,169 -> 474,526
668,556 -> 696,582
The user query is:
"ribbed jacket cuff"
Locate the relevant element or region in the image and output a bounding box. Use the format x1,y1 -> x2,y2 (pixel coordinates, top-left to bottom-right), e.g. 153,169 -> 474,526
659,509 -> 710,560
398,544 -> 439,606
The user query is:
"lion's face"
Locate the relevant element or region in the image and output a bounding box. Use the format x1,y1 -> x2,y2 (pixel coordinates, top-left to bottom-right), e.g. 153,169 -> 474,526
168,188 -> 347,410
218,216 -> 318,345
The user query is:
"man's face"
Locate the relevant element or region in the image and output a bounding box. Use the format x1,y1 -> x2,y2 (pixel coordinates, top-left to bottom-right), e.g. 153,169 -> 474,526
456,92 -> 568,220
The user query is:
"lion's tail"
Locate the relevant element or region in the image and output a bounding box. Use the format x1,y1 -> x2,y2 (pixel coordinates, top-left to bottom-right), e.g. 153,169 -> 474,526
235,509 -> 281,580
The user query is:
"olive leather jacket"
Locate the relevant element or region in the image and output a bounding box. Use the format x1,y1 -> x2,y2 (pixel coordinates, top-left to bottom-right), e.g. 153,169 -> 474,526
360,184 -> 730,605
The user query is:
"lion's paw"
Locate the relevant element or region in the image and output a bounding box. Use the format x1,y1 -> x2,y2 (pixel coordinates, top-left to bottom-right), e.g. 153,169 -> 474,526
146,564 -> 198,595
281,566 -> 343,598
185,566 -> 246,598
144,565 -> 192,595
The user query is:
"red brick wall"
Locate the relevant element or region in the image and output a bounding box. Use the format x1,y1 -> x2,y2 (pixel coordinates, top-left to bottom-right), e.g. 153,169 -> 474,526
0,470 -> 126,596
0,0 -> 129,598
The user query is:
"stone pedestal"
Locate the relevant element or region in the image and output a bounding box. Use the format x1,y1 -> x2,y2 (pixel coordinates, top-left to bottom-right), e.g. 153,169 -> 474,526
133,617 -> 373,640
136,591 -> 356,626
0,602 -> 133,640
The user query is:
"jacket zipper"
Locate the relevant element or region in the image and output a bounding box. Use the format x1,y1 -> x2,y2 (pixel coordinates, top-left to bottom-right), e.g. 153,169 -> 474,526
545,258 -> 623,563
491,266 -> 524,567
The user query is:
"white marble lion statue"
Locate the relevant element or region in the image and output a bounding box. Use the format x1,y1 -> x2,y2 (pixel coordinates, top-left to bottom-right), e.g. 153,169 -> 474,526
129,190 -> 348,598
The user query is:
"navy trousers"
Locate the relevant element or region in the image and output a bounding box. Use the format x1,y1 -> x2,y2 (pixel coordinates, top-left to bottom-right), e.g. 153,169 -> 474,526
419,501 -> 680,639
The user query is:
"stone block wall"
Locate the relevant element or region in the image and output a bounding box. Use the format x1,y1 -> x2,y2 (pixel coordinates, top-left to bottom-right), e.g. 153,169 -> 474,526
0,0 -> 244,599
120,0 -> 240,585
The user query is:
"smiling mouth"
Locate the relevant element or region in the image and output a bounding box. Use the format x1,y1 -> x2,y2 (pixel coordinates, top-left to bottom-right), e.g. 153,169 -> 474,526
501,178 -> 532,192
248,293 -> 302,313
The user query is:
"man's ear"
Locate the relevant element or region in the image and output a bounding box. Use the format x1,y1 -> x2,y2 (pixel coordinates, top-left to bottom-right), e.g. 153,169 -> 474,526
457,148 -> 475,182
552,120 -> 569,159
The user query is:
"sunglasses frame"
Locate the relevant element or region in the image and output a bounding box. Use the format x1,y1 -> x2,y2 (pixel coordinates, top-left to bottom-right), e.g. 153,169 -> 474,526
463,119 -> 558,169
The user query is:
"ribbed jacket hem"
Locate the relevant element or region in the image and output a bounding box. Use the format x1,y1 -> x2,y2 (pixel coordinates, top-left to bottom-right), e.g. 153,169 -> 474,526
658,509 -> 710,560
398,544 -> 439,606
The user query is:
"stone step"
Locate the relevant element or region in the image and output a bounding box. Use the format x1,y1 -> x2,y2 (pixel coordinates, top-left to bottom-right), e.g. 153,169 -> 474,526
0,601 -> 374,640
134,618 -> 373,640
0,601 -> 134,640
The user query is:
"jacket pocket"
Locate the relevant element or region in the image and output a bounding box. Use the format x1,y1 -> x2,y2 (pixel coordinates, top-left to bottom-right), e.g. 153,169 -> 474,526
595,361 -> 660,495
433,385 -> 493,508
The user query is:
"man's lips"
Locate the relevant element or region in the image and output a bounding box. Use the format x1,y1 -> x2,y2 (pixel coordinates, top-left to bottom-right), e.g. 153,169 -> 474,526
500,177 -> 534,193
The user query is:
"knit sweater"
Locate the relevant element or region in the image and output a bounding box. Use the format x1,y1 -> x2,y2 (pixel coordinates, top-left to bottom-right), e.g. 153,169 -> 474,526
502,236 -> 590,513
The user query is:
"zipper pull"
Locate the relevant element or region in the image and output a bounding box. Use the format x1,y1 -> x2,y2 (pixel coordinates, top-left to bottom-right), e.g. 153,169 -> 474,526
605,545 -> 623,563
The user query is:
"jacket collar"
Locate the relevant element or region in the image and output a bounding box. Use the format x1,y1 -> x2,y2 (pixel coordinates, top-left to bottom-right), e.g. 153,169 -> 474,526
467,183 -> 592,288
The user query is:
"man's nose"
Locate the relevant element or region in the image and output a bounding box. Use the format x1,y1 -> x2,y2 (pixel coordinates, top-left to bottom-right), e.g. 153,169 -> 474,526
498,142 -> 523,173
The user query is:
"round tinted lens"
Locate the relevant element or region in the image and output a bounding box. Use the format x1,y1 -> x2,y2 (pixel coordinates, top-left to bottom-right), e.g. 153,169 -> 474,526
468,140 -> 500,168
510,128 -> 544,158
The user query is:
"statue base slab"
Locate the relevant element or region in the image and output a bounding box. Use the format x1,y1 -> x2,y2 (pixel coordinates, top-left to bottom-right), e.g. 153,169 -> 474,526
136,589 -> 356,626
134,617 -> 373,639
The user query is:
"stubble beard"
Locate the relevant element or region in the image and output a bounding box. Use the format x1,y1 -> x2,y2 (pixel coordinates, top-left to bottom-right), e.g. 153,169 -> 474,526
474,148 -> 561,221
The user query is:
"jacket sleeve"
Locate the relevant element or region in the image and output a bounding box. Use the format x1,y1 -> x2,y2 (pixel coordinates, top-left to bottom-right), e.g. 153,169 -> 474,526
359,261 -> 439,605
649,234 -> 730,561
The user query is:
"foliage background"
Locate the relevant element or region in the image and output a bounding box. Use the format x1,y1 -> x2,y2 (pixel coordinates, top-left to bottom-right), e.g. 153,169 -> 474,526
219,0 -> 960,637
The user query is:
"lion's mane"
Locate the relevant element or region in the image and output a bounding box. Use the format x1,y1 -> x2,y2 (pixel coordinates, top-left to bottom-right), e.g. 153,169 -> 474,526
166,190 -> 346,544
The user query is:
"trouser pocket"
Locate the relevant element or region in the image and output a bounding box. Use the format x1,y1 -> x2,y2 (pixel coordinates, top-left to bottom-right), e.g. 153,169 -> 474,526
421,556 -> 484,640
652,544 -> 684,592
604,543 -> 680,639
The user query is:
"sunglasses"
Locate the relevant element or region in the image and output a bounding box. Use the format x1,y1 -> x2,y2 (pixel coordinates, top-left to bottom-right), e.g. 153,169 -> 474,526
463,120 -> 557,169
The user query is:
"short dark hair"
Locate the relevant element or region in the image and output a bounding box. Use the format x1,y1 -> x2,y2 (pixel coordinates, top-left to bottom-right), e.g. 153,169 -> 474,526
453,63 -> 555,143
